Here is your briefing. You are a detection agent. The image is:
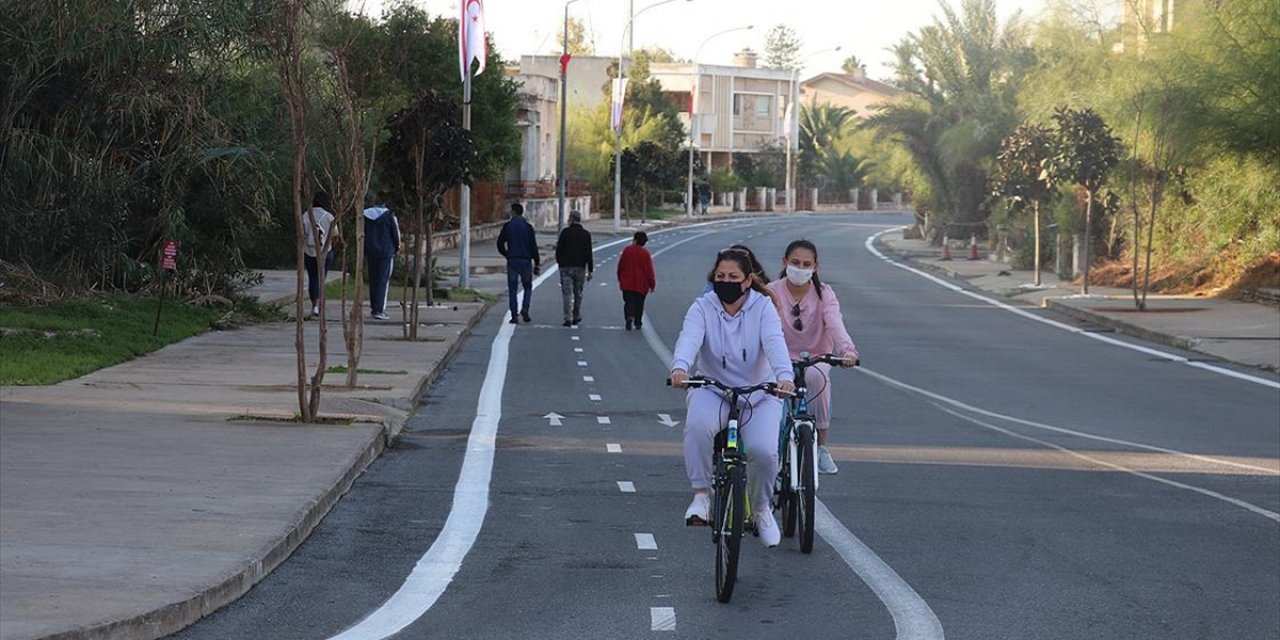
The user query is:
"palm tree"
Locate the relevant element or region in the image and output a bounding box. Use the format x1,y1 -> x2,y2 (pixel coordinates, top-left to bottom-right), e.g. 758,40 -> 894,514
798,101 -> 856,187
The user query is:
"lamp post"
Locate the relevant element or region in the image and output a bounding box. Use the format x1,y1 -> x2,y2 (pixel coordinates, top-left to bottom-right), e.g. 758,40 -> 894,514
785,46 -> 840,215
686,25 -> 753,218
612,0 -> 690,233
556,0 -> 581,237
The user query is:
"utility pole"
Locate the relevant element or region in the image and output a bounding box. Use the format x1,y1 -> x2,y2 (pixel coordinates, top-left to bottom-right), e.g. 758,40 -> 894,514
557,0 -> 580,236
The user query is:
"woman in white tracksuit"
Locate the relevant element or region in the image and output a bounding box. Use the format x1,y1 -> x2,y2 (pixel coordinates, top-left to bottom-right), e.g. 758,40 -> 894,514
669,248 -> 795,548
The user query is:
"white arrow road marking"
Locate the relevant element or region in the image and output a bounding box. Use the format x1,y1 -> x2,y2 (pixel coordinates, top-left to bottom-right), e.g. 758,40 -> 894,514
606,443 -> 622,453
597,416 -> 612,425
650,607 -> 676,631
657,413 -> 679,428
617,481 -> 636,493
542,413 -> 564,427
634,533 -> 657,550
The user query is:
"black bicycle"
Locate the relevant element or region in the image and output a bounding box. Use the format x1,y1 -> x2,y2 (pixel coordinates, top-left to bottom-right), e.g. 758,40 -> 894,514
670,376 -> 784,603
774,352 -> 857,553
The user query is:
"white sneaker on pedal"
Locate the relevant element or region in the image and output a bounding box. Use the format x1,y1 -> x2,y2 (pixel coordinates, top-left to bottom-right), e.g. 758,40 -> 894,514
818,446 -> 839,475
756,509 -> 781,548
684,493 -> 710,525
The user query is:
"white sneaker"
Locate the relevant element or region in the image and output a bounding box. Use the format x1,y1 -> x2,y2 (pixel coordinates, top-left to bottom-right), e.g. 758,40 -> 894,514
311,305 -> 320,317
756,509 -> 781,548
684,493 -> 710,525
818,446 -> 839,475
373,312 -> 390,321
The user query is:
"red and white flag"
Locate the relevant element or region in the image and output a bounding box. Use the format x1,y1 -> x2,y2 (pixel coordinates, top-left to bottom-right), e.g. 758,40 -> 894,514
459,0 -> 487,81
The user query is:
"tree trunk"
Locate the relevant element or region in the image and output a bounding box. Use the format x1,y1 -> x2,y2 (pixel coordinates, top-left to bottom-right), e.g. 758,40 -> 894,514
1082,190 -> 1093,295
1140,170 -> 1166,310
409,138 -> 425,342
1032,201 -> 1042,287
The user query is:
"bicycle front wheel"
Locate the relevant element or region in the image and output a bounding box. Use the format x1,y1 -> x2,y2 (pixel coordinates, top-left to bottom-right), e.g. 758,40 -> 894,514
797,422 -> 817,553
715,462 -> 746,602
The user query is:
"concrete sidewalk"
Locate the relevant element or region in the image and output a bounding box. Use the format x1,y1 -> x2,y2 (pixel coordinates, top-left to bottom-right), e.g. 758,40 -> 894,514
0,278 -> 489,640
879,232 -> 1280,372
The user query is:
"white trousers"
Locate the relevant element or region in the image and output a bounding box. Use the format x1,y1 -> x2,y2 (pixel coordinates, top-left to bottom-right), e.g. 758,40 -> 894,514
683,387 -> 783,512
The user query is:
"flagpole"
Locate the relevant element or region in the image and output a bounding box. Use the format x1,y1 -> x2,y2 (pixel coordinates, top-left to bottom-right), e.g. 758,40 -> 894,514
460,63 -> 472,289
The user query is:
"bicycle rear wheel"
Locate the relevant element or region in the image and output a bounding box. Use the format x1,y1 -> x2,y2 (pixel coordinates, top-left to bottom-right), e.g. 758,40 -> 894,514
714,461 -> 746,603
796,422 -> 817,553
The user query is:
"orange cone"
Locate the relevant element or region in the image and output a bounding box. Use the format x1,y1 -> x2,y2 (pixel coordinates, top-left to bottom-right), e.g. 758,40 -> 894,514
940,235 -> 952,261
968,234 -> 980,260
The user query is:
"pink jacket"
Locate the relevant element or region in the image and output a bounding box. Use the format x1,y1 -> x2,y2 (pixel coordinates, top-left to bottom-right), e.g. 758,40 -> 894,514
766,280 -> 859,360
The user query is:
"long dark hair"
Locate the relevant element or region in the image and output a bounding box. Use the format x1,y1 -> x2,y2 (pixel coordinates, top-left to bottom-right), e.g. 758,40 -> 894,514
707,247 -> 770,297
779,239 -> 824,299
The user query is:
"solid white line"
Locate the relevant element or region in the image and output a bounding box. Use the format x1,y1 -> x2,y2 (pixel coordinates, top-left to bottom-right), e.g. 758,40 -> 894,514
598,416 -> 612,424
857,367 -> 1279,475
650,606 -> 676,631
618,481 -> 636,493
635,533 -> 658,550
816,501 -> 945,640
607,443 -> 622,453
927,401 -> 1280,523
865,228 -> 1280,390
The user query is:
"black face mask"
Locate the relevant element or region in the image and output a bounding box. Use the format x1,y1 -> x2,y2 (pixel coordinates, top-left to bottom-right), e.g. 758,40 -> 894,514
712,280 -> 746,305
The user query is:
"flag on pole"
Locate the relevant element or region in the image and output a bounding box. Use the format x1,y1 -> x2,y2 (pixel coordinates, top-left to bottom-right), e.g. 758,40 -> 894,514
783,100 -> 799,150
610,77 -> 628,132
459,0 -> 487,81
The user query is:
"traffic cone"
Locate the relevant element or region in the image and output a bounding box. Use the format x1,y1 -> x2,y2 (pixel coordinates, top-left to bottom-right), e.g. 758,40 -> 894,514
940,235 -> 952,261
968,234 -> 980,260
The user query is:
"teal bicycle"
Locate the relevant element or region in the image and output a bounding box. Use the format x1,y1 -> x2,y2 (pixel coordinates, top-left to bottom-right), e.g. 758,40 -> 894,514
774,352 -> 857,553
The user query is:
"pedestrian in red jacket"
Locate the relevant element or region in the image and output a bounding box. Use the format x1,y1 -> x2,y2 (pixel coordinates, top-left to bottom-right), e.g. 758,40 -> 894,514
616,231 -> 656,331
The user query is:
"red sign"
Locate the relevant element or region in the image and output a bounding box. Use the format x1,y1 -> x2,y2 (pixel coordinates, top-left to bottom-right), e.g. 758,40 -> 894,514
160,240 -> 179,271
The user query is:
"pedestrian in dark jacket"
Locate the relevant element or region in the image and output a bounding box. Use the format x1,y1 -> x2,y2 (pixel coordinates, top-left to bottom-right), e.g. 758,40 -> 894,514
496,203 -> 541,324
363,194 -> 400,320
555,210 -> 593,327
616,231 -> 656,331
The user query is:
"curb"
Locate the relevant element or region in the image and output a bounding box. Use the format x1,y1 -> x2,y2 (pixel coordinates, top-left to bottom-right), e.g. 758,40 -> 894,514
35,300 -> 494,640
1042,299 -> 1201,352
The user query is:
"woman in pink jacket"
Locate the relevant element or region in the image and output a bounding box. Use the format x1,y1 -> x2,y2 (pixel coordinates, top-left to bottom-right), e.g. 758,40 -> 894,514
670,249 -> 795,548
767,239 -> 860,475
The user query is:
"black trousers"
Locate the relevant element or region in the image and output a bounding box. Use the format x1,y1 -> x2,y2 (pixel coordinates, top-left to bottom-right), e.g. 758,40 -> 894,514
622,290 -> 647,326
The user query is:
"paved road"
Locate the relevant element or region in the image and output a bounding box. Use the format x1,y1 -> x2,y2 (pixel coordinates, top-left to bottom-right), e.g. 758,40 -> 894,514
171,214 -> 1280,639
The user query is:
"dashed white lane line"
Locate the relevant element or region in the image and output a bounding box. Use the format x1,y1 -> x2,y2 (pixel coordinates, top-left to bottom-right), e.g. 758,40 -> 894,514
574,347 -> 584,353
650,607 -> 676,631
583,375 -> 595,382
617,481 -> 636,493
589,393 -> 602,401
634,533 -> 658,550
577,360 -> 588,367
597,416 -> 612,425
571,336 -> 580,341
607,443 -> 622,453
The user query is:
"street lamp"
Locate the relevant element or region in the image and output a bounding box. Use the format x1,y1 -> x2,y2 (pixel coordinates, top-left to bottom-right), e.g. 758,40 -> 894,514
686,25 -> 753,218
785,46 -> 840,215
612,0 -> 691,233
556,0 -> 582,237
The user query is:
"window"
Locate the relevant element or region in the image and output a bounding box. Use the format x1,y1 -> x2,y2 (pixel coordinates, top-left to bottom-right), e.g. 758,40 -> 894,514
755,96 -> 770,118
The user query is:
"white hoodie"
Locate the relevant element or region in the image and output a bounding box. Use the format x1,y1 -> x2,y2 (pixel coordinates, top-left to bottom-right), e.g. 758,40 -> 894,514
670,289 -> 794,388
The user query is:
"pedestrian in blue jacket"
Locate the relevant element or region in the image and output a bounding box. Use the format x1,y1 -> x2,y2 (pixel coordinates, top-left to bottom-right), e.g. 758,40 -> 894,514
496,203 -> 541,324
363,194 -> 400,320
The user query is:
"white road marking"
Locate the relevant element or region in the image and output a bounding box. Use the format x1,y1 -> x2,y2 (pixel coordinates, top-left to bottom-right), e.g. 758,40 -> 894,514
816,500 -> 945,640
607,443 -> 622,453
583,375 -> 595,382
542,412 -> 564,427
577,360 -> 588,367
866,228 -> 1280,390
650,607 -> 676,631
618,481 -> 636,493
635,533 -> 658,549
657,413 -> 679,428
572,336 -> 580,341
597,416 -> 612,424
589,394 -> 602,401
574,347 -> 584,353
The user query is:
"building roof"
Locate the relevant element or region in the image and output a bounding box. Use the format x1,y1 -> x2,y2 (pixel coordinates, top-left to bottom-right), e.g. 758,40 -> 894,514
800,72 -> 901,98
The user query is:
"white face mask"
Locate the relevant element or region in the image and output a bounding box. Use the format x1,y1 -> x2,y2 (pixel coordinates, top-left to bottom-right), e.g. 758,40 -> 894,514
785,264 -> 814,286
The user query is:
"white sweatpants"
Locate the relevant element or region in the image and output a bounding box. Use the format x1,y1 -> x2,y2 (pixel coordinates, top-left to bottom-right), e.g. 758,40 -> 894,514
683,387 -> 783,512
801,362 -> 834,431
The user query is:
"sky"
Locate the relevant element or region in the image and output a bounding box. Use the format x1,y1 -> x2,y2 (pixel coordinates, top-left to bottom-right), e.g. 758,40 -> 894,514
351,0 -> 1051,79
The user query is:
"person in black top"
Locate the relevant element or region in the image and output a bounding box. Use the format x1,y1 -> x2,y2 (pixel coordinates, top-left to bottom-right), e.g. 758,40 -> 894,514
496,203 -> 541,324
554,210 -> 594,327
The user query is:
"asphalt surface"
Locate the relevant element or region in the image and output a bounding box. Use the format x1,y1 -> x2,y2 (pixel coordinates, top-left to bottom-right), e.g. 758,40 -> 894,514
171,214 -> 1280,639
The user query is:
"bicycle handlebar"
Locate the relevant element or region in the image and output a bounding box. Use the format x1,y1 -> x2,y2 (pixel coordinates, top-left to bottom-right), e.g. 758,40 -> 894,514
794,353 -> 860,369
666,377 -> 793,397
